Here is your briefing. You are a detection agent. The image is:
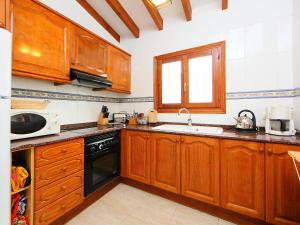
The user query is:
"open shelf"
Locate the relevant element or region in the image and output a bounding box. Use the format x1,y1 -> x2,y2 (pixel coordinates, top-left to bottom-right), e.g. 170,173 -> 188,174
11,185 -> 30,195
11,148 -> 34,225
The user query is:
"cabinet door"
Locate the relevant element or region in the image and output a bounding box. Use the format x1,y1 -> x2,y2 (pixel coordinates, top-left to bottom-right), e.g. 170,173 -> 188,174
266,144 -> 300,225
181,136 -> 220,206
150,133 -> 180,193
220,140 -> 265,220
71,26 -> 107,76
12,0 -> 70,82
126,131 -> 150,184
107,46 -> 131,93
0,0 -> 5,28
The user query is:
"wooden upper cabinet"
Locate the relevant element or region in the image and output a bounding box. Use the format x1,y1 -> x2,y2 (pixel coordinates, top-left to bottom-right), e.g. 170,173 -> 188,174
266,144 -> 300,225
107,46 -> 131,93
11,0 -> 70,83
181,136 -> 220,206
220,140 -> 265,220
0,0 -> 6,28
71,25 -> 107,76
126,131 -> 150,184
150,133 -> 181,194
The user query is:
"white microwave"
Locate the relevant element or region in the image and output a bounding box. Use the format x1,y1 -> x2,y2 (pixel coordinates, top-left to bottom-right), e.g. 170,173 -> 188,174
11,109 -> 60,140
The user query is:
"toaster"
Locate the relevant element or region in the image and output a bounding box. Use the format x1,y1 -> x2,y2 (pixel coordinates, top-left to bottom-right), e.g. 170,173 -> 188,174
113,112 -> 127,124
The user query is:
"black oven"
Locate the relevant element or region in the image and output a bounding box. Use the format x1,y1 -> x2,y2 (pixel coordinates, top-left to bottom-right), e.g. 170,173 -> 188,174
84,131 -> 120,197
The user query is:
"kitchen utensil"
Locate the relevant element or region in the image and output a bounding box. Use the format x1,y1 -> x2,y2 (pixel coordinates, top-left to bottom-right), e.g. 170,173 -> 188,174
234,109 -> 257,132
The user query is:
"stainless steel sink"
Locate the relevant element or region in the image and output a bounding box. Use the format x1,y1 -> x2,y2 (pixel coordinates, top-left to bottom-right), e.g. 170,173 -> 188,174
152,124 -> 223,135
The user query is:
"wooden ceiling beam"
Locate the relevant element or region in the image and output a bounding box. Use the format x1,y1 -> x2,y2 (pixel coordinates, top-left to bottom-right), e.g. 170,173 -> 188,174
181,0 -> 192,21
222,0 -> 228,10
142,0 -> 163,31
105,0 -> 140,38
76,0 -> 120,42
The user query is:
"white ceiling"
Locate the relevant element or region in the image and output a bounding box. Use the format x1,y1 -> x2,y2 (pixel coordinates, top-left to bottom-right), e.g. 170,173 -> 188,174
86,0 -> 219,40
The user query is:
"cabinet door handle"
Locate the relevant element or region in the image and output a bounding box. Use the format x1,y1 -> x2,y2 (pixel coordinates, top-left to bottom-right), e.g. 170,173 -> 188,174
266,148 -> 273,154
61,148 -> 67,153
40,214 -> 46,223
61,167 -> 67,172
61,185 -> 67,191
61,204 -> 66,210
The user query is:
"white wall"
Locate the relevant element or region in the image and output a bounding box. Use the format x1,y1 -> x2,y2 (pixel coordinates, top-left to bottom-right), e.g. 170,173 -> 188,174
293,0 -> 300,128
120,0 -> 296,127
12,0 -> 124,125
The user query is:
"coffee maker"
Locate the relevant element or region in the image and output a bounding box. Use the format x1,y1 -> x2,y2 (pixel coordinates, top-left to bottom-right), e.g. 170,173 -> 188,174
265,107 -> 296,136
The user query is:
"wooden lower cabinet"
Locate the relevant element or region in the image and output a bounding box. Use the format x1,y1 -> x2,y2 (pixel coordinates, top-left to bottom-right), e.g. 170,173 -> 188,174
35,187 -> 83,225
266,144 -> 300,225
126,131 -> 150,184
181,136 -> 220,206
34,138 -> 84,225
220,140 -> 265,220
150,133 -> 181,193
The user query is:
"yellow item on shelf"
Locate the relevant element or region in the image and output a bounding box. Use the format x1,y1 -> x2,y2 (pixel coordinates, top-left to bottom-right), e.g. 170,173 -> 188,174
11,166 -> 29,192
16,167 -> 29,188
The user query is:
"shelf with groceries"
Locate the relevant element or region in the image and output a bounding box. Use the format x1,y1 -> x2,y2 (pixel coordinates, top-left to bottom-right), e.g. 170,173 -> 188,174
11,148 -> 34,225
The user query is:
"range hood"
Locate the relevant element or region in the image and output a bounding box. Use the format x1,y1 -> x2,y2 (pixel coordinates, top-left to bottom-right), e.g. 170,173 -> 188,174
70,69 -> 112,89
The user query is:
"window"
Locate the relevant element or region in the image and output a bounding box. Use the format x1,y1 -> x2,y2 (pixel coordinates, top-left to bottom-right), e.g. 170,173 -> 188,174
154,41 -> 226,113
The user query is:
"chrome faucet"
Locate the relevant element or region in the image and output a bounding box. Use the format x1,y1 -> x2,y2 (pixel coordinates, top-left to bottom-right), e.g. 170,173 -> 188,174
178,108 -> 192,126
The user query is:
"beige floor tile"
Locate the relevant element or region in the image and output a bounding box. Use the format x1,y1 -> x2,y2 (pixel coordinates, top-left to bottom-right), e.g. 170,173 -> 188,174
170,203 -> 219,225
218,219 -> 237,225
64,184 -> 235,225
120,215 -> 150,225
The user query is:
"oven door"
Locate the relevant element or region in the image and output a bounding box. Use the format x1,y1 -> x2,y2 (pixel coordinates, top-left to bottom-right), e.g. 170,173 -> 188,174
84,147 -> 120,196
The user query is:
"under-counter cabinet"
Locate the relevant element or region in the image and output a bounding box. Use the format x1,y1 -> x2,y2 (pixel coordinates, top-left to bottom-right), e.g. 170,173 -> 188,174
107,46 -> 131,93
266,144 -> 300,225
126,131 -> 150,184
71,25 -> 107,76
220,140 -> 265,220
150,133 -> 181,194
181,136 -> 220,206
11,0 -> 71,83
34,139 -> 84,225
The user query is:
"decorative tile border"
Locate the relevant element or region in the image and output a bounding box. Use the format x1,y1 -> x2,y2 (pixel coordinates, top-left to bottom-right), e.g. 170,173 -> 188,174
11,87 -> 300,103
12,88 -> 119,103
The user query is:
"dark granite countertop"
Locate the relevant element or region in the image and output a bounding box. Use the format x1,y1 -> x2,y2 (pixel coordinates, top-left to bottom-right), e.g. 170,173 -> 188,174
11,124 -> 300,152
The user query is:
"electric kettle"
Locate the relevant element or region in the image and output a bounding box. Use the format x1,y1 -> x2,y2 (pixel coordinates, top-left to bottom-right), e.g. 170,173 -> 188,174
234,109 -> 258,132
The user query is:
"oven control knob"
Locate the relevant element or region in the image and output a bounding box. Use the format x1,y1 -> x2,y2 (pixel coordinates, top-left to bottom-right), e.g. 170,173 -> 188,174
91,146 -> 96,152
99,144 -> 103,150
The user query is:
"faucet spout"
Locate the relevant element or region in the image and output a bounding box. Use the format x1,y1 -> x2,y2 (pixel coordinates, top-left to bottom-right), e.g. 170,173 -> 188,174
178,108 -> 192,126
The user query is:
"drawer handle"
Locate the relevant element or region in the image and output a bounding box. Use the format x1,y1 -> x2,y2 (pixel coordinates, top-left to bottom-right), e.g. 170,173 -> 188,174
61,204 -> 66,210
61,148 -> 68,153
61,185 -> 67,191
61,167 -> 67,172
40,214 -> 46,223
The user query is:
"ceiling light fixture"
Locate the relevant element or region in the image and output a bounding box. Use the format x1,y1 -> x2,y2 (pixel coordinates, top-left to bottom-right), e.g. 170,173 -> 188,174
150,0 -> 172,9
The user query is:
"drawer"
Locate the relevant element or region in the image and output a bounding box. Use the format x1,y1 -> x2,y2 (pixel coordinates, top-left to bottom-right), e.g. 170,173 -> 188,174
35,138 -> 84,168
35,187 -> 83,225
35,170 -> 83,211
35,154 -> 84,189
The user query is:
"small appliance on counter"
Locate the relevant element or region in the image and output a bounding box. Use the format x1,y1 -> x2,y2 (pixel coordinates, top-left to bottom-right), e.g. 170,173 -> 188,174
265,106 -> 296,136
113,112 -> 128,124
234,109 -> 258,132
148,109 -> 158,124
11,109 -> 60,140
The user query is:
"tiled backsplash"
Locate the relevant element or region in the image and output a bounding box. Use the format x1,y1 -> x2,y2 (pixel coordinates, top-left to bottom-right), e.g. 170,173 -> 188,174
12,88 -> 300,103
